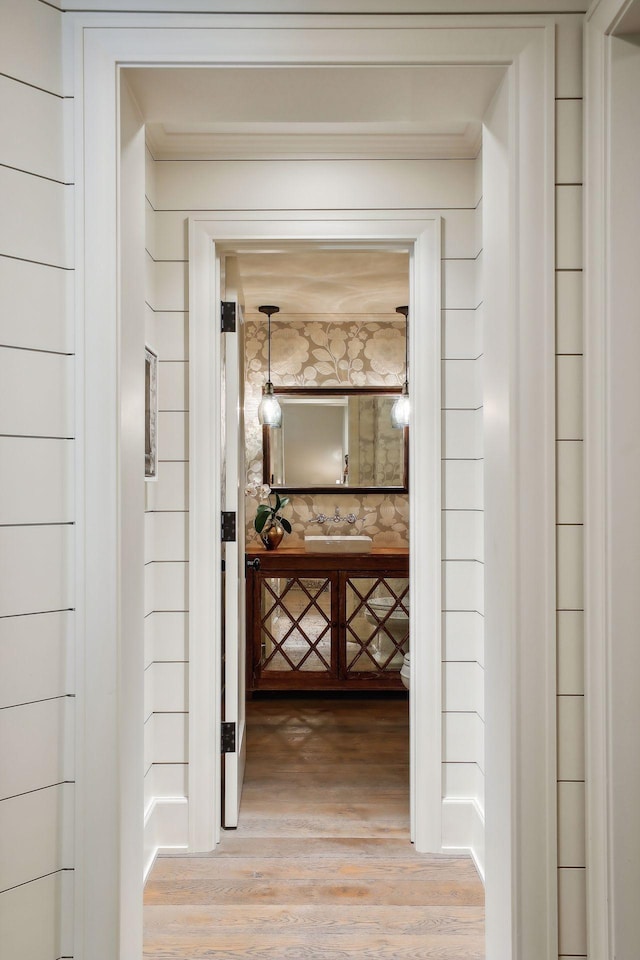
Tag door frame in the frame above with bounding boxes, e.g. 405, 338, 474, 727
72, 13, 556, 960
220, 259, 248, 829
584, 1, 640, 955
188, 219, 442, 855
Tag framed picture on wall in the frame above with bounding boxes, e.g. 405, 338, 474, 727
145, 345, 158, 480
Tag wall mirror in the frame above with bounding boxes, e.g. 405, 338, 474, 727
263, 387, 408, 493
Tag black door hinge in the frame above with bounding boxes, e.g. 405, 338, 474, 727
221, 511, 236, 542
221, 721, 236, 753
221, 301, 236, 333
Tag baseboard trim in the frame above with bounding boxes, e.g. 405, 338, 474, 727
143, 797, 188, 882
441, 797, 485, 882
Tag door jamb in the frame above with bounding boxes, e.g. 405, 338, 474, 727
188, 221, 442, 854
584, 2, 640, 954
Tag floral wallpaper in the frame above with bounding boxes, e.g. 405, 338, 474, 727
244, 318, 409, 547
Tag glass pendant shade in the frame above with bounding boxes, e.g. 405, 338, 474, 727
392, 304, 410, 428
258, 381, 282, 427
391, 382, 410, 429
258, 303, 282, 427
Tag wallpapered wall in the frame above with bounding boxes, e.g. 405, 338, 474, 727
244, 317, 409, 546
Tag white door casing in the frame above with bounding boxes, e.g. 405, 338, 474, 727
221, 258, 247, 829
73, 16, 556, 960
585, 2, 640, 955
188, 222, 442, 855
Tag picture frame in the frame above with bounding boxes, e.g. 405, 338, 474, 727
145, 345, 158, 480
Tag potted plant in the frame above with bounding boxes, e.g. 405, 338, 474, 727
254, 489, 292, 550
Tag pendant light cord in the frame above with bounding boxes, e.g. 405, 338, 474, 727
258, 304, 280, 386
396, 305, 409, 388
405, 313, 408, 384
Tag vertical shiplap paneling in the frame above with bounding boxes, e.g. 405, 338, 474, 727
555, 15, 586, 959
442, 148, 484, 823
145, 144, 191, 861
0, 2, 73, 956
145, 147, 160, 825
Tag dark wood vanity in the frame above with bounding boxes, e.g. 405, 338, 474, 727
246, 545, 409, 692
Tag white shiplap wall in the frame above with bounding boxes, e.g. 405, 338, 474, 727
442, 168, 485, 866
144, 151, 486, 861
144, 145, 190, 874
0, 1, 74, 958
555, 19, 586, 960
0, 9, 586, 958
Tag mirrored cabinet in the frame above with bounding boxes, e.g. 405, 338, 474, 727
246, 546, 409, 691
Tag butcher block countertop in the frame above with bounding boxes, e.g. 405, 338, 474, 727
246, 543, 408, 556
245, 543, 409, 571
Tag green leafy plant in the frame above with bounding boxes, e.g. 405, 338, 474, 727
254, 490, 292, 536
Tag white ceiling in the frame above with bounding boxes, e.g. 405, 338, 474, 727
614, 0, 640, 34
126, 64, 506, 159
234, 250, 410, 318
125, 61, 498, 308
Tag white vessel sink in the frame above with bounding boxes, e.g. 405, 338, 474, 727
304, 535, 373, 554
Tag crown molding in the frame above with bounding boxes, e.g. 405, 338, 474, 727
64, 0, 587, 12
145, 127, 482, 160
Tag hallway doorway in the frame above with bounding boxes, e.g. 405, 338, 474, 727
242, 694, 411, 839
189, 221, 442, 856
143, 695, 485, 958
76, 21, 557, 957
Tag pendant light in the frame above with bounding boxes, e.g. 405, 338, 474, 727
391, 305, 410, 429
257, 304, 282, 428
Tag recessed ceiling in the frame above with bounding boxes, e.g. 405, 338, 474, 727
235, 250, 409, 317
614, 0, 640, 34
125, 64, 506, 158
127, 64, 496, 307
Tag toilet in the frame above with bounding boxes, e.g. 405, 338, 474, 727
364, 595, 409, 671
400, 651, 410, 689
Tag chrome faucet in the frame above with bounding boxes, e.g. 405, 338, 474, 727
310, 507, 357, 525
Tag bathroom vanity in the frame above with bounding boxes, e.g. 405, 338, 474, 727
245, 545, 409, 692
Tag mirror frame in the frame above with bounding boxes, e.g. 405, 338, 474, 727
262, 386, 408, 494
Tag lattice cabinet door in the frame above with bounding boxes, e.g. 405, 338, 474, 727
340, 572, 409, 680
249, 569, 339, 689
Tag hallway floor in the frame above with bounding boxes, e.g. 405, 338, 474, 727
144, 695, 485, 958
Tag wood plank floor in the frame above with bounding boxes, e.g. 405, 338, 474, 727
144, 695, 485, 959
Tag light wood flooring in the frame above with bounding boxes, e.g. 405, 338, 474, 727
144, 695, 485, 959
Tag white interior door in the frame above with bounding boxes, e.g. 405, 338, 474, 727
221, 257, 247, 827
